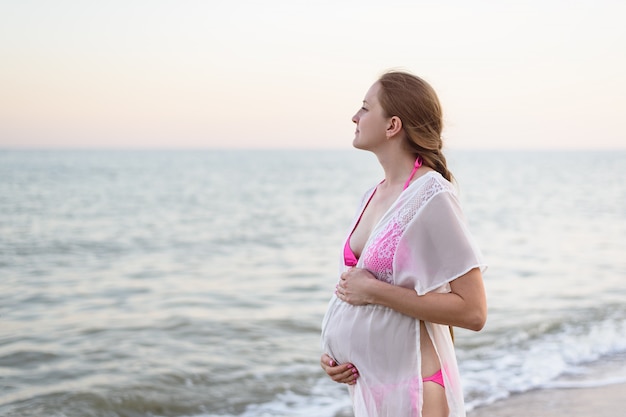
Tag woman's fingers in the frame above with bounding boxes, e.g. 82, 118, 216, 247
333, 363, 359, 384
320, 353, 335, 369
320, 354, 359, 385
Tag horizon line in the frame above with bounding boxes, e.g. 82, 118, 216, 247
1, 146, 625, 152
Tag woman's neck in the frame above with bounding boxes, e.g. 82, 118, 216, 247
375, 150, 417, 189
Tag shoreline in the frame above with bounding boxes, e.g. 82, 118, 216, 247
467, 382, 626, 417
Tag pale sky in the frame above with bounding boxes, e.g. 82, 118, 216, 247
1, 0, 625, 150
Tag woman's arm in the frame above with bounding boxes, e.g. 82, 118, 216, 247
336, 267, 486, 331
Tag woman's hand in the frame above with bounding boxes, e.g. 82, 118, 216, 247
320, 353, 359, 385
336, 267, 379, 306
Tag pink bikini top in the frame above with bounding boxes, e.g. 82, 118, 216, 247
343, 157, 423, 267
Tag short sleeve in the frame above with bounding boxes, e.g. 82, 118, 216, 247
393, 189, 487, 295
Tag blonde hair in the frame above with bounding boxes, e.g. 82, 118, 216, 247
377, 71, 454, 182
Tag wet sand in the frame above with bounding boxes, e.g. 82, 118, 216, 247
467, 383, 626, 417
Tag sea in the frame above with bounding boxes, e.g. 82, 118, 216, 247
1, 149, 625, 417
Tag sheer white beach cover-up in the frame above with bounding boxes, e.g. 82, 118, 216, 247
321, 171, 487, 417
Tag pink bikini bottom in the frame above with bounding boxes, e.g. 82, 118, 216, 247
422, 369, 444, 388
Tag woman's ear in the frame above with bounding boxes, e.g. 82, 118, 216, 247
386, 116, 403, 139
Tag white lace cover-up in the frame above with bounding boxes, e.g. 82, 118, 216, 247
321, 171, 487, 417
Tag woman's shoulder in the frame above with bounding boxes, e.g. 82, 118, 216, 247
358, 185, 377, 206
409, 171, 456, 201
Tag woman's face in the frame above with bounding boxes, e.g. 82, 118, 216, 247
351, 82, 389, 151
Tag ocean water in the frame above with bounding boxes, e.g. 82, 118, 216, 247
1, 149, 625, 417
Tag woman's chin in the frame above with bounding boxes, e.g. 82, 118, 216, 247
352, 138, 366, 150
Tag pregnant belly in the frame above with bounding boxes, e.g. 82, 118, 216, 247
321, 296, 419, 381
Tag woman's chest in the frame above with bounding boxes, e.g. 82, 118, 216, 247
350, 191, 400, 258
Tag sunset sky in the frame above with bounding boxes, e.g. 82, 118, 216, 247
1, 0, 625, 150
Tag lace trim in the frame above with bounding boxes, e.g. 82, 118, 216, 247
362, 176, 449, 283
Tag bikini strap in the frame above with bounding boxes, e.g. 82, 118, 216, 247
403, 156, 423, 190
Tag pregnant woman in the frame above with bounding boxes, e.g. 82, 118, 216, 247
320, 71, 487, 417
